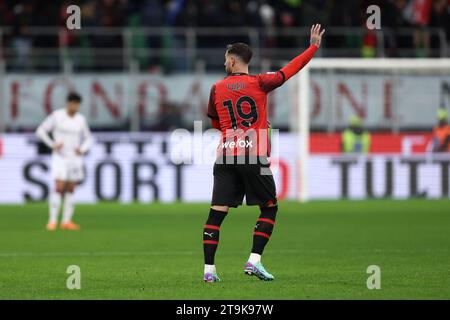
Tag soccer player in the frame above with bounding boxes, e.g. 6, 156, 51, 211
203, 24, 325, 282
36, 92, 92, 231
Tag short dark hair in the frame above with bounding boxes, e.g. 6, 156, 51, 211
67, 92, 82, 103
226, 43, 252, 64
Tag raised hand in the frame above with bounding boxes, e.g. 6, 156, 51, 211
310, 24, 325, 47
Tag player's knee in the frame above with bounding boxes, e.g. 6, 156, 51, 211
259, 205, 278, 219
206, 208, 227, 226
262, 198, 277, 208
211, 205, 229, 213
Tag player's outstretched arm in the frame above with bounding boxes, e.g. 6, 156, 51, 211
257, 24, 325, 93
280, 24, 325, 81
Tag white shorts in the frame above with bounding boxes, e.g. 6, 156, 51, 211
51, 155, 84, 182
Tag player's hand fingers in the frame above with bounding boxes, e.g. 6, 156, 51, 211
320, 29, 325, 37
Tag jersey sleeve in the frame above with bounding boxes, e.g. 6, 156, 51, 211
257, 44, 318, 92
35, 112, 56, 148
280, 44, 318, 81
257, 71, 285, 93
206, 84, 218, 119
79, 118, 93, 154
39, 112, 56, 132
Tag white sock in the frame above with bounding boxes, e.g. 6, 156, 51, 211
204, 264, 216, 274
62, 192, 75, 224
49, 192, 62, 224
248, 253, 261, 264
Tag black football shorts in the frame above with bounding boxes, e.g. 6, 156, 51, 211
211, 156, 277, 208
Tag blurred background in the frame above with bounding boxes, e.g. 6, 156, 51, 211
0, 0, 450, 202
1, 0, 450, 131
1, 0, 449, 73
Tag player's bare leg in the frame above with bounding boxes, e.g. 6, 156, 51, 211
46, 180, 65, 231
60, 182, 80, 230
203, 205, 228, 282
245, 203, 278, 281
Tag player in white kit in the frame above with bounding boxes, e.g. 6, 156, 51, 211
36, 93, 92, 231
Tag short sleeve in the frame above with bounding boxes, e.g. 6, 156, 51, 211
257, 71, 285, 93
79, 117, 93, 153
40, 112, 56, 132
207, 84, 218, 119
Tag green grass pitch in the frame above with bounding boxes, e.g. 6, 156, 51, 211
0, 200, 449, 299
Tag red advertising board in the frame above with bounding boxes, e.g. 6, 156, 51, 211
310, 132, 434, 154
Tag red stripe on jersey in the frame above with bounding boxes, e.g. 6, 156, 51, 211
204, 224, 220, 231
203, 240, 219, 245
254, 231, 270, 239
257, 218, 275, 225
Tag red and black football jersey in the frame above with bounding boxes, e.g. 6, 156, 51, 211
207, 72, 285, 157
207, 44, 318, 157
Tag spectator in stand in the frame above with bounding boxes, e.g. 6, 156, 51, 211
360, 0, 385, 58
273, 0, 303, 49
385, 0, 414, 57
0, 0, 449, 72
34, 1, 59, 71
429, 0, 450, 57
92, 0, 127, 70
9, 3, 34, 71
141, 0, 166, 71
408, 0, 432, 57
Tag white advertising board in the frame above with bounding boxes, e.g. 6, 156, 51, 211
0, 133, 448, 204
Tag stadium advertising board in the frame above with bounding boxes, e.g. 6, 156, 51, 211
1, 74, 449, 130
0, 133, 448, 204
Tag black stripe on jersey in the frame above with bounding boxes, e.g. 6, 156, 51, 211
279, 70, 286, 83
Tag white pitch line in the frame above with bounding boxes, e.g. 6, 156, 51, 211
0, 251, 200, 258
0, 248, 448, 258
